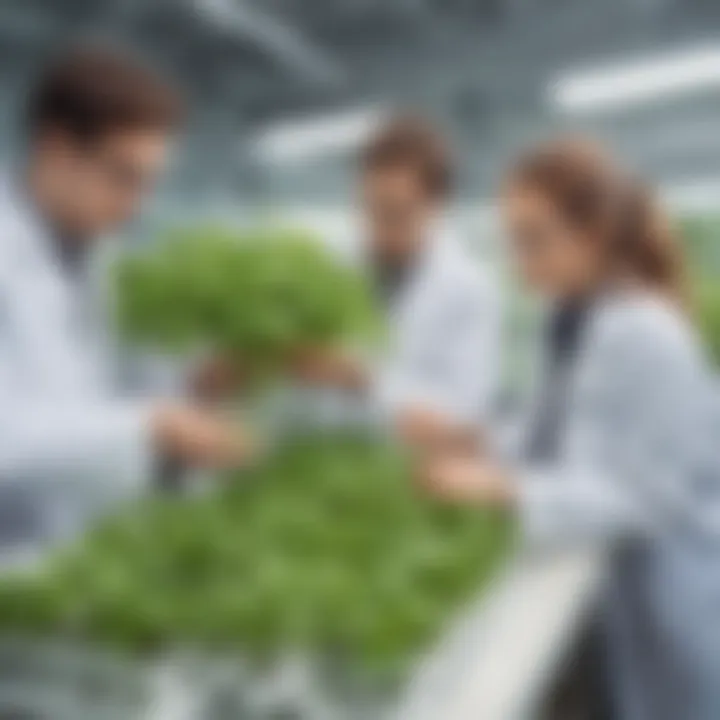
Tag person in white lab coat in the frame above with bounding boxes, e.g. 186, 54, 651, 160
421, 139, 720, 720
0, 46, 253, 547
292, 116, 502, 447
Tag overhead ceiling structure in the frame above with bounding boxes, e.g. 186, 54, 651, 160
2, 0, 720, 203
191, 0, 345, 89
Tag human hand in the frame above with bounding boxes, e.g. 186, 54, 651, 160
151, 403, 258, 469
290, 346, 367, 391
396, 406, 480, 452
191, 355, 246, 403
418, 453, 516, 507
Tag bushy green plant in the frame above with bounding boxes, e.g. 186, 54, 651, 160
0, 435, 512, 674
679, 215, 720, 367
115, 226, 382, 378
694, 281, 720, 367
678, 216, 720, 275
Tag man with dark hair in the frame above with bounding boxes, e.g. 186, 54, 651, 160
0, 46, 252, 546
24, 45, 183, 242
293, 115, 502, 447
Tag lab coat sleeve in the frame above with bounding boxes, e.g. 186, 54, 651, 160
0, 291, 155, 490
0, 384, 154, 492
517, 304, 706, 547
374, 273, 502, 425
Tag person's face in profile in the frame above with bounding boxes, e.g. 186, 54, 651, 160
361, 165, 438, 263
503, 184, 605, 299
40, 127, 172, 239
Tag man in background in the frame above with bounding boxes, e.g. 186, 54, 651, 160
0, 46, 251, 546
293, 116, 502, 448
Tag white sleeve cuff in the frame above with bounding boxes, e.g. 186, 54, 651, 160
4, 401, 158, 495
103, 402, 156, 492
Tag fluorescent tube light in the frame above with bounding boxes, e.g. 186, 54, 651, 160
254, 106, 387, 163
550, 45, 720, 114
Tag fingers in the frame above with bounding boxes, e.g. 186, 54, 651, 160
151, 403, 259, 470
189, 414, 255, 468
289, 346, 335, 382
288, 347, 366, 391
418, 456, 466, 500
191, 356, 246, 403
415, 454, 458, 498
415, 453, 516, 507
396, 407, 480, 453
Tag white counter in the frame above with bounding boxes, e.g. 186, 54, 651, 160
395, 548, 607, 720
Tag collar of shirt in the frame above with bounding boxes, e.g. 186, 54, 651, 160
11, 171, 91, 281
363, 218, 450, 309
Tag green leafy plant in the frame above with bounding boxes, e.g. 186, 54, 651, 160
0, 435, 513, 674
115, 226, 383, 379
694, 281, 720, 367
678, 216, 720, 276
679, 215, 720, 367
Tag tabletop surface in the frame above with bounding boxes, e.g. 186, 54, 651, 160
394, 547, 607, 720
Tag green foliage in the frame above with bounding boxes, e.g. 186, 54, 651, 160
678, 216, 720, 275
0, 436, 513, 673
115, 226, 383, 378
680, 215, 720, 367
694, 281, 720, 367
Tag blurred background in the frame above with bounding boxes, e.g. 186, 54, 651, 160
4, 0, 720, 371
3, 0, 720, 216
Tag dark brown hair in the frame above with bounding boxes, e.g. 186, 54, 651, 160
27, 45, 184, 142
361, 115, 453, 199
509, 138, 686, 307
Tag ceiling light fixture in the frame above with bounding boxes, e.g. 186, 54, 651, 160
253, 105, 387, 163
550, 45, 720, 114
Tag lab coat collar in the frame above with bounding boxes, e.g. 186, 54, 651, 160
2, 170, 95, 282
361, 217, 456, 291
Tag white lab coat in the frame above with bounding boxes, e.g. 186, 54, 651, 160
0, 177, 153, 547
300, 224, 502, 431
371, 229, 502, 425
514, 289, 720, 720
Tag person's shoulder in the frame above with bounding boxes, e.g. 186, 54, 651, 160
597, 290, 690, 341
594, 289, 699, 364
435, 232, 500, 302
